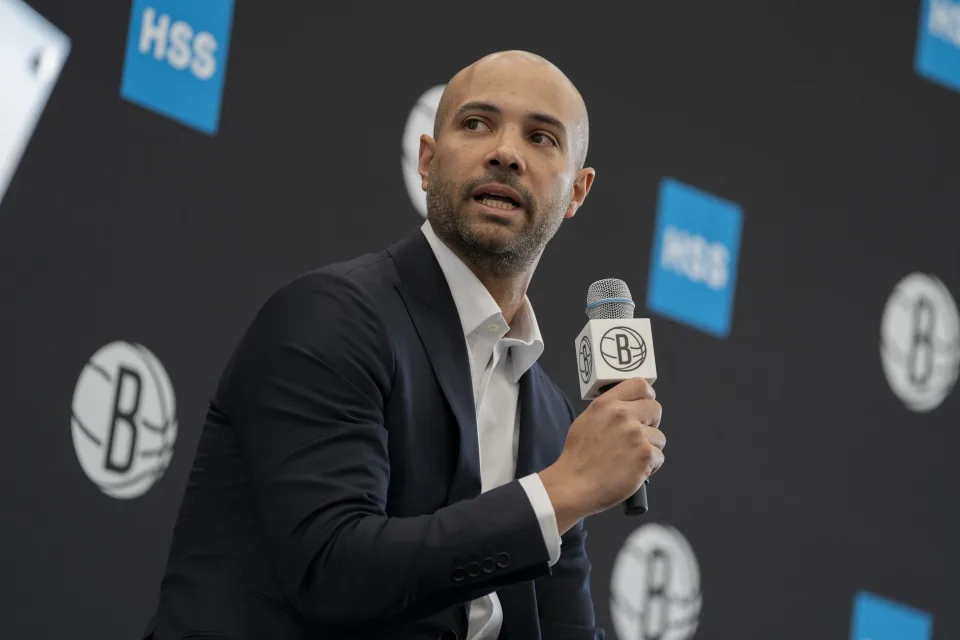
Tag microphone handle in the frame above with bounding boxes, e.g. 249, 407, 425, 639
623, 481, 649, 516
598, 382, 650, 516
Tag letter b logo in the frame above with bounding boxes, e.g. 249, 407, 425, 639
104, 367, 142, 473
601, 327, 647, 372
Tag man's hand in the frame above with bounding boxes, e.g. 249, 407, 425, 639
539, 378, 664, 534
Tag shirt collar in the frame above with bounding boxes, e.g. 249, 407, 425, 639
505, 295, 545, 382
421, 220, 544, 381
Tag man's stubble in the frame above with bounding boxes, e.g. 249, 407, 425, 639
425, 159, 572, 278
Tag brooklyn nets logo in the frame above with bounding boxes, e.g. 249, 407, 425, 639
601, 326, 647, 372
578, 336, 593, 383
880, 272, 960, 412
401, 84, 445, 218
71, 341, 177, 499
610, 523, 702, 640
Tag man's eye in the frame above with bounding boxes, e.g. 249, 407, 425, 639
531, 133, 556, 146
465, 118, 488, 131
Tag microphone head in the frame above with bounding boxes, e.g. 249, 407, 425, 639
585, 278, 636, 320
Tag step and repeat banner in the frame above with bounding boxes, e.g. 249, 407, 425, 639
2, 0, 959, 638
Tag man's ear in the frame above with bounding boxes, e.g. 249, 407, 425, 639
418, 134, 437, 191
564, 167, 596, 219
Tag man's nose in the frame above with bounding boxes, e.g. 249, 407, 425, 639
484, 134, 526, 174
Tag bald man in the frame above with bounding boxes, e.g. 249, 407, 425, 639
143, 51, 665, 640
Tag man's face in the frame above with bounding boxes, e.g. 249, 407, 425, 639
419, 58, 592, 277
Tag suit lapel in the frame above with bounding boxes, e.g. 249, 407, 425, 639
388, 230, 481, 504
516, 365, 554, 477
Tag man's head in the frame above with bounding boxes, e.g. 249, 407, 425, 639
418, 51, 595, 278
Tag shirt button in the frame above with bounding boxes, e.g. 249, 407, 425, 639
488, 323, 500, 333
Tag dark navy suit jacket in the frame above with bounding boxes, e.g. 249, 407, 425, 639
143, 228, 604, 640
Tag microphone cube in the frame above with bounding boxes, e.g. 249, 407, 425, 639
575, 318, 657, 400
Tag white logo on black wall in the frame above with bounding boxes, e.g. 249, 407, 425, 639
610, 523, 702, 640
401, 85, 445, 218
71, 341, 177, 498
880, 273, 960, 413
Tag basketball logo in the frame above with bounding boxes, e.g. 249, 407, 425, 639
578, 336, 593, 383
610, 523, 702, 640
71, 341, 177, 499
880, 272, 960, 412
601, 326, 647, 372
401, 84, 445, 218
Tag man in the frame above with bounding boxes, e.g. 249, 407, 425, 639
143, 50, 665, 640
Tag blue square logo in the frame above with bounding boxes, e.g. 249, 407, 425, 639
120, 0, 235, 135
850, 591, 933, 640
646, 178, 743, 338
915, 0, 960, 95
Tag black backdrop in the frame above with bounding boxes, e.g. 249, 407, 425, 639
2, 1, 959, 638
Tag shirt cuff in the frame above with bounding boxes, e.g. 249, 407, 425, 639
517, 473, 562, 566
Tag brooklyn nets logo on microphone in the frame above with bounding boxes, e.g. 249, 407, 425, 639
578, 336, 593, 383
601, 326, 647, 372
610, 523, 702, 640
71, 341, 178, 499
880, 272, 960, 412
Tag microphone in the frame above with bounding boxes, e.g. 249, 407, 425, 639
574, 278, 658, 516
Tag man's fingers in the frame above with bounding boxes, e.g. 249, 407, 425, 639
602, 377, 656, 402
634, 399, 662, 429
649, 448, 665, 476
641, 424, 665, 451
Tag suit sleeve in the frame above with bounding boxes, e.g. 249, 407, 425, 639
219, 272, 551, 630
535, 393, 606, 640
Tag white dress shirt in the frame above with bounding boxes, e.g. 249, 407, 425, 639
421, 220, 562, 640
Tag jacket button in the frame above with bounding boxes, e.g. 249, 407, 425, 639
481, 557, 496, 573
439, 631, 458, 640
467, 562, 481, 577
496, 552, 511, 568
451, 568, 466, 582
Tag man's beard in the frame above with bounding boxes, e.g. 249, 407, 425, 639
425, 165, 570, 278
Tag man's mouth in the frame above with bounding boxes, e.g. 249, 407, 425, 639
473, 193, 521, 211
